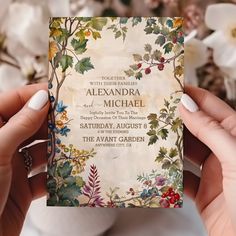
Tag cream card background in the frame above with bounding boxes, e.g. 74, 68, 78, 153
48, 17, 183, 207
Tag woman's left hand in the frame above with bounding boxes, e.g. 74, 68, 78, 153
0, 84, 49, 236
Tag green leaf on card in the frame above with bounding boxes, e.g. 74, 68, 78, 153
75, 57, 94, 74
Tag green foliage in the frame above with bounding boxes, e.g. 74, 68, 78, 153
144, 43, 152, 52
57, 184, 82, 200
90, 18, 108, 31
157, 128, 169, 140
49, 17, 108, 76
71, 38, 88, 54
133, 54, 142, 62
47, 161, 85, 206
56, 29, 70, 44
147, 113, 157, 120
169, 148, 178, 158
124, 69, 134, 77
155, 146, 181, 171
75, 57, 94, 74
58, 162, 73, 178
142, 17, 184, 55
120, 17, 129, 24
115, 31, 122, 39
148, 134, 158, 146
132, 17, 142, 26
163, 42, 173, 54
135, 71, 143, 80
125, 42, 167, 79
155, 35, 166, 46
171, 118, 182, 132
146, 94, 183, 170
92, 31, 101, 40
147, 95, 182, 145
144, 27, 153, 34
59, 55, 73, 72
107, 19, 128, 41
152, 49, 162, 61
129, 64, 139, 70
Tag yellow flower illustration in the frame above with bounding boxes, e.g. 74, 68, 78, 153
173, 18, 183, 28
56, 120, 64, 128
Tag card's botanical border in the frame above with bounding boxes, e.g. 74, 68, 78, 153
47, 17, 184, 208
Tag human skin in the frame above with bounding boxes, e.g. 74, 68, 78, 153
0, 84, 235, 236
0, 83, 49, 236
180, 86, 236, 236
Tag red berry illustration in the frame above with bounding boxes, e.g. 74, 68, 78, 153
145, 67, 151, 74
174, 193, 180, 201
168, 191, 175, 197
172, 37, 177, 43
161, 193, 166, 198
159, 57, 165, 63
178, 32, 183, 37
85, 30, 91, 37
168, 187, 173, 192
158, 64, 164, 71
137, 63, 142, 69
169, 196, 176, 204
174, 204, 181, 208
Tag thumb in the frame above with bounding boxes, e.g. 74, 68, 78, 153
0, 90, 49, 164
179, 94, 236, 167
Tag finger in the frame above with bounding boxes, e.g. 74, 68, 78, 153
184, 170, 200, 200
221, 113, 236, 137
184, 127, 211, 166
20, 120, 48, 149
185, 86, 235, 122
196, 153, 223, 212
0, 83, 47, 121
28, 172, 47, 200
0, 90, 49, 165
180, 94, 236, 166
183, 87, 235, 166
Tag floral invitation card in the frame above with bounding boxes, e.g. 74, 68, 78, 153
47, 17, 184, 208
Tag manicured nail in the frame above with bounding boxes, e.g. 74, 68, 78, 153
181, 94, 199, 112
28, 90, 48, 110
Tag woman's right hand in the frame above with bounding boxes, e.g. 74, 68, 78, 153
180, 86, 236, 236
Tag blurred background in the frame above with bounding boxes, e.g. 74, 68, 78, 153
0, 0, 235, 235
1, 0, 236, 108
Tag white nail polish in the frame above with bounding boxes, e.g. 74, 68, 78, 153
28, 90, 48, 110
181, 94, 199, 112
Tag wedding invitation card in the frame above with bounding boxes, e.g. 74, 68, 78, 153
47, 17, 184, 208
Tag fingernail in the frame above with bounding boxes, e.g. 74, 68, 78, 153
181, 94, 199, 112
28, 90, 48, 110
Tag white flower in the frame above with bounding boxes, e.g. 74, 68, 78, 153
48, 0, 70, 16
204, 3, 236, 78
0, 0, 11, 28
0, 65, 27, 92
4, 3, 48, 56
76, 1, 104, 17
185, 30, 208, 86
19, 56, 47, 78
